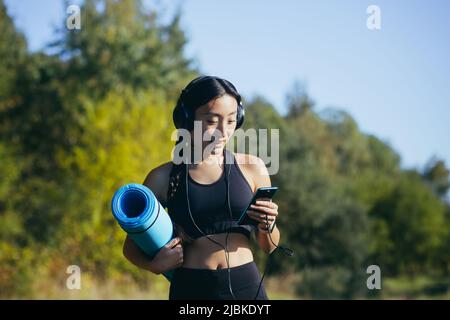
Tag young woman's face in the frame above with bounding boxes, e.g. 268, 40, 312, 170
194, 94, 238, 155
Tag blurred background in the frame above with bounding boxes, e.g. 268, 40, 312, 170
0, 0, 449, 299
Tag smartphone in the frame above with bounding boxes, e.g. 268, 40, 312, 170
237, 186, 278, 226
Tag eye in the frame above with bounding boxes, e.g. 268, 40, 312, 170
228, 119, 236, 124
207, 120, 218, 124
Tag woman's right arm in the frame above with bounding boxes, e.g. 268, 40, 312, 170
122, 163, 184, 274
123, 235, 183, 274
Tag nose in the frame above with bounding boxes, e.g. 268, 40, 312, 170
217, 121, 228, 140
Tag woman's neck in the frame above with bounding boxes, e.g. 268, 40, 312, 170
187, 145, 225, 167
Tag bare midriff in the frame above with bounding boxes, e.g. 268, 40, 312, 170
181, 232, 254, 269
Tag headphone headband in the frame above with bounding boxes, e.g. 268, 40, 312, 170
182, 76, 219, 97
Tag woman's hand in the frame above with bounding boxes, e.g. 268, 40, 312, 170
246, 198, 278, 232
151, 237, 184, 274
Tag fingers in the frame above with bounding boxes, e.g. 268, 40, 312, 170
249, 204, 278, 216
165, 237, 182, 249
175, 258, 184, 268
247, 209, 276, 219
169, 244, 183, 258
247, 200, 278, 226
173, 243, 183, 255
168, 244, 183, 269
252, 200, 278, 210
175, 246, 183, 266
155, 239, 184, 272
173, 246, 183, 259
246, 210, 276, 223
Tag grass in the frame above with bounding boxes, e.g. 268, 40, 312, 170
20, 272, 300, 300
5, 271, 448, 300
381, 275, 450, 299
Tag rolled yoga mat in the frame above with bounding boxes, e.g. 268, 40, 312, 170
111, 183, 175, 281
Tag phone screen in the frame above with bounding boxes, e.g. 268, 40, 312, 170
237, 187, 278, 226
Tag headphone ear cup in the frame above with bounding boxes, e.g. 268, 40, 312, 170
236, 103, 245, 129
173, 103, 184, 129
174, 102, 191, 130
182, 102, 195, 131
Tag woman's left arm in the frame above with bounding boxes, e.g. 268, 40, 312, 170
245, 156, 281, 254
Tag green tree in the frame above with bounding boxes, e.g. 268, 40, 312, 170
245, 88, 370, 298
0, 0, 197, 297
422, 157, 450, 199
0, 0, 27, 111
52, 0, 196, 99
369, 171, 447, 275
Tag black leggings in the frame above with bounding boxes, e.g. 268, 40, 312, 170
169, 261, 269, 300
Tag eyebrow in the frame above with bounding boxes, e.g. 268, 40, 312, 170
202, 111, 237, 116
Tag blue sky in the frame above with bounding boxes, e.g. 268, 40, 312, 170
5, 0, 450, 171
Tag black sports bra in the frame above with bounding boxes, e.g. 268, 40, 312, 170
166, 150, 257, 240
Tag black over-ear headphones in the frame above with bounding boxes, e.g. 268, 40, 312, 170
173, 75, 245, 130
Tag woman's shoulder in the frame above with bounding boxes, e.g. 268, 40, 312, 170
233, 152, 271, 188
143, 161, 174, 204
233, 152, 266, 170
144, 161, 173, 183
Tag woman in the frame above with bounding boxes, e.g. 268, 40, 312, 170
123, 76, 281, 300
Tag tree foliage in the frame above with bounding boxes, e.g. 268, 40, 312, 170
0, 0, 448, 298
